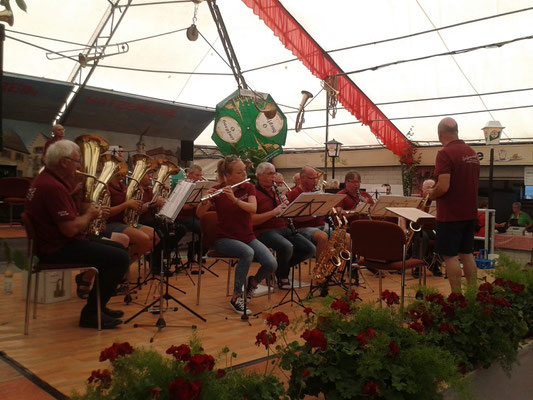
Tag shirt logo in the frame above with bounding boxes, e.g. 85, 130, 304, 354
462, 154, 479, 164
26, 187, 36, 201
57, 211, 70, 217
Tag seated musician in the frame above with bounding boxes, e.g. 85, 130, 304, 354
274, 172, 288, 196
287, 166, 329, 259
196, 156, 277, 315
176, 164, 203, 262
105, 173, 157, 263
253, 162, 315, 289
335, 170, 374, 218
137, 171, 185, 273
26, 140, 130, 329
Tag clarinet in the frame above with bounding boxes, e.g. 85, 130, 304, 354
357, 189, 372, 220
272, 182, 297, 234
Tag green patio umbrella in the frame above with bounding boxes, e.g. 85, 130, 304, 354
211, 89, 287, 163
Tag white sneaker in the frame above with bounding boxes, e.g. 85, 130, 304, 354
292, 279, 310, 288
230, 297, 252, 315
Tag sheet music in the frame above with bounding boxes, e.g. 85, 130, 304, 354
370, 195, 422, 218
385, 207, 435, 225
158, 180, 195, 221
279, 192, 346, 218
186, 181, 217, 205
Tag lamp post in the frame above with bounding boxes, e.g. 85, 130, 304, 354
482, 121, 504, 210
325, 138, 342, 180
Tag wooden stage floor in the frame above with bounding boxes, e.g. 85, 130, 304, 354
0, 226, 451, 398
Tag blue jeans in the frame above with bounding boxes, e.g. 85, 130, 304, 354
179, 216, 201, 234
215, 238, 277, 295
257, 228, 315, 280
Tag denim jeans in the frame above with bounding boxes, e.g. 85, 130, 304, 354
215, 238, 277, 295
257, 228, 315, 280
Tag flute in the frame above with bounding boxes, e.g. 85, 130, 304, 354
200, 178, 251, 202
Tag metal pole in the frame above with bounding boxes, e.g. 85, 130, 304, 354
0, 24, 4, 152
488, 147, 494, 209
324, 92, 329, 181
331, 156, 335, 179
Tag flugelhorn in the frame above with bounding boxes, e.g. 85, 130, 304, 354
200, 178, 250, 202
0, 9, 14, 26
295, 90, 313, 132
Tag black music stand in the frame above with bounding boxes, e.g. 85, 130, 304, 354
183, 181, 218, 277
124, 181, 206, 341
271, 192, 345, 310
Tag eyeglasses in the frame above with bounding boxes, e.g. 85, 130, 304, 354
346, 180, 360, 184
64, 157, 81, 164
263, 171, 276, 176
303, 175, 318, 180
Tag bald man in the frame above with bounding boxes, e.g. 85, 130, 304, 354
42, 124, 66, 163
428, 117, 480, 293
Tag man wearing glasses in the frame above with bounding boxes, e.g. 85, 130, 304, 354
335, 171, 374, 216
25, 140, 130, 329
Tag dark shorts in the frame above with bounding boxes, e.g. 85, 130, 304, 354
435, 220, 476, 257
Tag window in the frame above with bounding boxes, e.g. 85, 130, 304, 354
15, 153, 24, 161
523, 186, 533, 200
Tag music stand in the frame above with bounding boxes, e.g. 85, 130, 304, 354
183, 181, 218, 276
272, 192, 346, 309
125, 180, 206, 341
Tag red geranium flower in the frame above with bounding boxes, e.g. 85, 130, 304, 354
476, 291, 492, 304
303, 307, 313, 317
266, 312, 290, 330
302, 368, 310, 378
509, 282, 525, 294
493, 278, 505, 287
421, 312, 434, 327
492, 297, 511, 307
346, 289, 360, 302
357, 328, 376, 347
478, 282, 494, 293
439, 322, 457, 333
255, 330, 277, 349
331, 298, 351, 315
216, 369, 226, 379
447, 292, 466, 303
388, 341, 401, 357
381, 289, 400, 306
99, 342, 134, 362
425, 293, 445, 306
87, 369, 112, 388
442, 304, 455, 318
166, 344, 192, 362
363, 380, 380, 396
149, 387, 161, 399
408, 303, 426, 319
168, 377, 203, 400
410, 322, 425, 334
185, 354, 215, 376
301, 328, 327, 350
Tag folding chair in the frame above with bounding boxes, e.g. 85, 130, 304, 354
0, 177, 30, 225
22, 212, 102, 334
350, 220, 427, 309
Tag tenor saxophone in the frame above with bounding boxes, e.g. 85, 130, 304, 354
124, 154, 157, 227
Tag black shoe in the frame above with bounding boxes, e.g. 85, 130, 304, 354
277, 278, 291, 290
246, 275, 257, 302
431, 268, 443, 277
412, 267, 420, 279
230, 297, 252, 315
79, 312, 122, 329
103, 307, 124, 319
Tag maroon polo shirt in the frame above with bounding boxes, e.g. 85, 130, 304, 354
212, 182, 256, 242
336, 188, 374, 209
107, 181, 127, 223
287, 186, 325, 228
254, 184, 287, 234
43, 137, 62, 157
434, 140, 480, 222
25, 168, 87, 256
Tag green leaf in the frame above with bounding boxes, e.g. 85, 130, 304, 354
15, 0, 27, 12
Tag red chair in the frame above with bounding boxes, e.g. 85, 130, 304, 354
350, 220, 427, 308
21, 212, 102, 334
0, 177, 31, 225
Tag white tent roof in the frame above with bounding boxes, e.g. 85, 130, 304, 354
4, 0, 533, 150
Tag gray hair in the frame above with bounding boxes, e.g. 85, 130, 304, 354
512, 202, 521, 208
256, 162, 275, 177
45, 140, 80, 167
188, 164, 202, 173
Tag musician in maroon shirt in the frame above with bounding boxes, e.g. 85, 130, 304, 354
197, 156, 277, 315
287, 166, 329, 260
26, 140, 129, 329
252, 162, 315, 289
335, 170, 374, 219
429, 117, 480, 293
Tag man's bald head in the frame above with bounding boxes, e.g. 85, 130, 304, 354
437, 117, 458, 145
52, 124, 65, 139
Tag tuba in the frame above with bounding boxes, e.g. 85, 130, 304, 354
295, 90, 313, 132
124, 154, 157, 227
151, 159, 179, 203
75, 135, 109, 204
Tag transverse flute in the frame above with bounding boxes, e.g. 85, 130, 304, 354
200, 178, 251, 202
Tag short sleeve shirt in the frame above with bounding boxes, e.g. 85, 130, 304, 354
434, 140, 480, 222
287, 186, 325, 228
212, 182, 256, 242
508, 211, 532, 227
25, 168, 87, 256
254, 185, 287, 234
336, 189, 375, 209
107, 181, 127, 223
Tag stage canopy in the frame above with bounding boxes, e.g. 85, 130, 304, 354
3, 0, 533, 151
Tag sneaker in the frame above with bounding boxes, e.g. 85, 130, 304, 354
245, 276, 257, 301
277, 278, 291, 290
230, 297, 252, 315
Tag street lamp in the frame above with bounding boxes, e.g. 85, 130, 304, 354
482, 121, 504, 210
325, 138, 342, 179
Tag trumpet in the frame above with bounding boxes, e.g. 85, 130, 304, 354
295, 90, 313, 132
200, 178, 250, 202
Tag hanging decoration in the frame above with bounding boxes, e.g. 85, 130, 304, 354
240, 0, 413, 158
212, 89, 287, 163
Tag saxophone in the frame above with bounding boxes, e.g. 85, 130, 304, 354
332, 215, 352, 281
124, 154, 157, 227
151, 159, 179, 204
